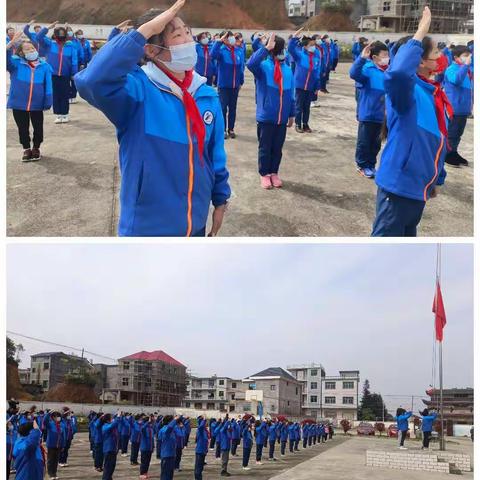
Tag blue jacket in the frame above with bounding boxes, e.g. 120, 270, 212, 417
6, 50, 52, 111
444, 62, 473, 116
396, 411, 413, 431
209, 420, 218, 437
442, 47, 453, 65
108, 27, 121, 42
210, 41, 245, 89
64, 417, 76, 442
159, 419, 179, 458
13, 429, 44, 480
119, 416, 131, 436
78, 38, 93, 65
247, 46, 295, 125
376, 40, 448, 202
174, 424, 185, 448
321, 41, 333, 70
93, 418, 103, 444
331, 42, 339, 62
252, 36, 263, 53
6, 426, 17, 461
288, 38, 321, 92
287, 424, 296, 440
130, 421, 142, 444
69, 36, 85, 65
102, 417, 120, 453
37, 31, 78, 77
140, 422, 155, 451
255, 422, 267, 445
349, 57, 386, 123
268, 424, 278, 442
352, 42, 361, 61
195, 419, 209, 454
23, 25, 48, 57
44, 413, 65, 449
242, 425, 253, 449
231, 421, 241, 440
218, 421, 232, 451
195, 42, 216, 79
75, 30, 231, 237
421, 413, 438, 432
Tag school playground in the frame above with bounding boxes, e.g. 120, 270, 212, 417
6, 62, 474, 237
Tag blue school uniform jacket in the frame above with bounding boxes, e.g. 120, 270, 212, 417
195, 42, 216, 79
159, 419, 179, 458
195, 419, 209, 454
218, 421, 232, 451
70, 37, 85, 65
64, 418, 75, 442
210, 41, 245, 89
130, 421, 142, 444
174, 424, 185, 448
6, 51, 52, 111
442, 47, 453, 65
102, 417, 120, 453
376, 39, 448, 202
288, 38, 321, 92
75, 30, 231, 237
7, 426, 17, 461
443, 63, 473, 116
93, 418, 103, 444
119, 416, 131, 437
23, 25, 48, 57
349, 57, 386, 123
421, 413, 438, 432
36, 32, 78, 77
268, 424, 278, 442
352, 42, 361, 61
78, 38, 92, 65
247, 46, 295, 125
280, 424, 288, 441
287, 424, 296, 440
231, 421, 241, 440
395, 411, 412, 431
252, 36, 263, 53
331, 42, 339, 63
322, 41, 333, 70
44, 413, 66, 449
13, 429, 44, 480
140, 422, 155, 451
242, 426, 253, 449
255, 422, 267, 445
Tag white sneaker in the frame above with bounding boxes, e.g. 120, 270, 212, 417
70, 98, 77, 104
399, 446, 408, 450
311, 101, 321, 108
62, 115, 69, 123
256, 461, 263, 465
243, 467, 251, 470
54, 116, 63, 124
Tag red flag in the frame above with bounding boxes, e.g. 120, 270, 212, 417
432, 281, 447, 342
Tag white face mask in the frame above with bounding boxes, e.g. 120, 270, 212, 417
153, 42, 198, 73
315, 39, 322, 46
378, 57, 390, 66
307, 46, 316, 53
228, 36, 236, 46
200, 37, 209, 46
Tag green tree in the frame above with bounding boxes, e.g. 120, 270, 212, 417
358, 379, 388, 420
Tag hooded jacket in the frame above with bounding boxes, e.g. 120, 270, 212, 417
13, 429, 44, 480
443, 62, 473, 116
288, 38, 321, 92
210, 40, 245, 89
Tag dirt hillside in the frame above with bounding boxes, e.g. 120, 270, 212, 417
7, 362, 33, 401
44, 383, 101, 403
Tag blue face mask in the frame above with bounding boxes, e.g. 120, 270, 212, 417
228, 36, 236, 46
25, 51, 39, 61
67, 31, 74, 38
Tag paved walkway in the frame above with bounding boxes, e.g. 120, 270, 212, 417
7, 63, 474, 236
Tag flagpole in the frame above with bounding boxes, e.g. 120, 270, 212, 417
437, 244, 445, 451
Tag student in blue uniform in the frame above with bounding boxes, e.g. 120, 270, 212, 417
194, 416, 208, 480
288, 28, 321, 134
420, 409, 438, 450
6, 34, 52, 162
102, 413, 121, 480
174, 419, 186, 471
23, 20, 53, 59
37, 24, 78, 123
217, 417, 232, 476
211, 30, 245, 139
76, 29, 92, 67
59, 408, 76, 467
159, 415, 181, 480
241, 417, 254, 470
140, 416, 155, 478
267, 420, 279, 460
195, 32, 216, 85
119, 413, 131, 456
6, 413, 18, 479
75, 0, 231, 238
372, 7, 452, 237
93, 413, 105, 472
255, 420, 267, 464
43, 410, 65, 479
443, 45, 473, 167
349, 40, 389, 178
130, 415, 142, 465
320, 35, 333, 93
66, 25, 84, 103
230, 418, 241, 455
12, 420, 44, 480
247, 34, 295, 189
310, 34, 326, 108
331, 39, 339, 71
395, 408, 412, 449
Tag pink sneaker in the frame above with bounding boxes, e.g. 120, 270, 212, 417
261, 175, 273, 189
270, 174, 283, 188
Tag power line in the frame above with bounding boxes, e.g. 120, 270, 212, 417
6, 330, 117, 362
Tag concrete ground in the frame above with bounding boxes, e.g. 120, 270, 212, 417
6, 62, 474, 237
11, 432, 347, 479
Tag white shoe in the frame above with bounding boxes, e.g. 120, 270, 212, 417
256, 461, 263, 465
54, 116, 63, 124
62, 115, 69, 123
70, 98, 77, 104
243, 467, 251, 470
311, 101, 320, 108
399, 446, 408, 450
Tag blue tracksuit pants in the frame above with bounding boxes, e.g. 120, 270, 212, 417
355, 121, 382, 169
218, 87, 240, 132
295, 89, 312, 127
52, 75, 70, 115
447, 115, 468, 153
257, 122, 288, 176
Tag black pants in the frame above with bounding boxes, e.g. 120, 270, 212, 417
256, 443, 263, 461
12, 109, 44, 149
231, 438, 240, 455
447, 114, 468, 153
289, 439, 294, 452
174, 446, 182, 469
47, 447, 60, 477
215, 441, 221, 458
242, 446, 251, 467
303, 437, 308, 448
218, 87, 240, 131
399, 430, 408, 447
102, 451, 117, 480
281, 440, 287, 455
59, 438, 71, 463
7, 459, 11, 479
294, 439, 300, 450
69, 77, 77, 99
194, 453, 206, 479
94, 442, 104, 469
269, 440, 276, 458
209, 437, 216, 449
257, 122, 288, 176
120, 435, 129, 454
423, 431, 432, 448
130, 441, 140, 464
295, 88, 312, 127
161, 457, 175, 480
52, 75, 70, 115
140, 449, 152, 474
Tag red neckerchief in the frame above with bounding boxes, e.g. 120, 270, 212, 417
316, 45, 324, 60
28, 61, 38, 69
308, 52, 314, 72
203, 45, 209, 75
418, 75, 454, 141
377, 64, 388, 72
273, 58, 283, 91
158, 65, 206, 163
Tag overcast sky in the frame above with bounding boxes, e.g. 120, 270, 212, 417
7, 243, 473, 413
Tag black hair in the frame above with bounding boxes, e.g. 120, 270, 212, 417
420, 408, 429, 416
396, 408, 406, 417
370, 41, 388, 58
271, 36, 286, 57
301, 36, 314, 47
162, 415, 174, 426
135, 8, 185, 45
102, 414, 112, 424
451, 45, 470, 59
467, 40, 473, 47
53, 27, 67, 40
392, 35, 433, 59
6, 27, 15, 34
18, 422, 34, 437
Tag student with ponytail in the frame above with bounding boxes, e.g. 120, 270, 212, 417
75, 0, 230, 237
372, 7, 452, 237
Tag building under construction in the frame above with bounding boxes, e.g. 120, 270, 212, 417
112, 350, 187, 407
360, 0, 473, 33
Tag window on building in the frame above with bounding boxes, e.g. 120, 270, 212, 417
288, 401, 290, 406
219, 391, 224, 397
271, 404, 275, 410
207, 403, 215, 409
311, 369, 317, 376
123, 362, 130, 370
231, 393, 235, 400
325, 382, 336, 390
185, 402, 191, 408
296, 387, 299, 395
229, 405, 235, 412
43, 362, 49, 370
42, 380, 48, 388
31, 367, 36, 373
383, 1, 391, 11
122, 377, 129, 386
343, 397, 354, 404
311, 382, 318, 389
248, 383, 256, 390
232, 382, 237, 388
243, 404, 251, 412
195, 403, 203, 409
219, 403, 226, 411
343, 381, 354, 389
325, 396, 336, 404
310, 395, 318, 403
219, 379, 225, 386
270, 385, 276, 391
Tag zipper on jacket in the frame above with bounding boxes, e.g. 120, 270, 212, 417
58, 45, 64, 75
26, 66, 35, 111
423, 134, 444, 201
277, 76, 284, 125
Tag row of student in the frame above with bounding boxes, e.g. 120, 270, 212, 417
6, 405, 78, 480
348, 6, 473, 236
